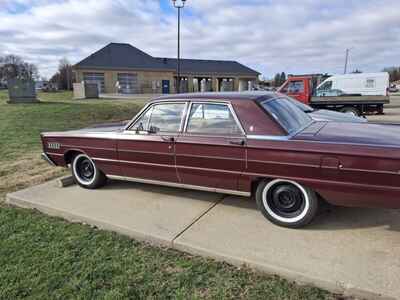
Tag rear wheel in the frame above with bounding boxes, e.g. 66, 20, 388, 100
255, 179, 319, 228
72, 154, 107, 189
340, 106, 360, 116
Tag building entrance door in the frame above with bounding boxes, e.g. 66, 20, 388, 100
162, 80, 170, 94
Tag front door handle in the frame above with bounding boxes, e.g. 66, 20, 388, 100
161, 136, 174, 142
229, 139, 245, 146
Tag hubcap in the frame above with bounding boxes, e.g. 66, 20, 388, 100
267, 183, 305, 218
76, 157, 95, 182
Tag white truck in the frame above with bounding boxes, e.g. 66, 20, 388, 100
316, 72, 389, 96
279, 73, 390, 116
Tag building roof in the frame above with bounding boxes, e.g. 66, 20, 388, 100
74, 43, 260, 76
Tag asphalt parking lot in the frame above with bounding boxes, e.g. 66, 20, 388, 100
7, 179, 400, 300
366, 96, 400, 123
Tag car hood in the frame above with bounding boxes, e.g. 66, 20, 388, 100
296, 121, 400, 147
42, 121, 128, 136
308, 109, 367, 123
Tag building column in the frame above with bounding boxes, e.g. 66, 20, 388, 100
234, 77, 240, 91
212, 77, 218, 92
188, 76, 194, 93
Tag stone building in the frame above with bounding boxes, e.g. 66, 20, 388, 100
73, 43, 259, 94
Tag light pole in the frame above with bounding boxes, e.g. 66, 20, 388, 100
172, 0, 186, 93
343, 48, 353, 74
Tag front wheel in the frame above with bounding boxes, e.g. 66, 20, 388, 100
72, 154, 107, 189
255, 179, 319, 228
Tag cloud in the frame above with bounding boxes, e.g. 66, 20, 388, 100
0, 0, 399, 79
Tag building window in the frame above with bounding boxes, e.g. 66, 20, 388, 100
83, 72, 105, 93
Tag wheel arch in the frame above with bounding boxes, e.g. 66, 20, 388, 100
251, 177, 328, 203
64, 149, 87, 165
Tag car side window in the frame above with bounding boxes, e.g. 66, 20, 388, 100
131, 103, 186, 133
186, 103, 242, 135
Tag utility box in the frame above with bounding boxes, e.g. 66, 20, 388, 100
84, 83, 99, 98
73, 82, 99, 99
7, 78, 38, 103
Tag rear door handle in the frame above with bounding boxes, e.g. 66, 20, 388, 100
161, 136, 174, 142
229, 139, 245, 146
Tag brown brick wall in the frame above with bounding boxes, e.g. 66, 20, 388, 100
74, 69, 175, 94
74, 68, 257, 94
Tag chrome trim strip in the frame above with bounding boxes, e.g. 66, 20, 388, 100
46, 152, 64, 156
182, 101, 193, 132
242, 171, 400, 191
107, 175, 250, 197
117, 149, 174, 156
246, 135, 290, 141
177, 153, 243, 161
43, 132, 120, 139
93, 157, 176, 169
61, 144, 115, 151
179, 102, 190, 132
94, 157, 241, 175
41, 152, 56, 166
124, 102, 152, 130
247, 159, 319, 169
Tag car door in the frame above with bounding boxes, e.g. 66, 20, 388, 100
175, 101, 246, 191
117, 101, 187, 183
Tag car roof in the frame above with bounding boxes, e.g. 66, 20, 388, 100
152, 91, 279, 102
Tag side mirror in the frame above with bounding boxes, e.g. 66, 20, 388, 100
148, 126, 159, 134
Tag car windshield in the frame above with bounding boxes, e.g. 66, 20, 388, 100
261, 98, 313, 134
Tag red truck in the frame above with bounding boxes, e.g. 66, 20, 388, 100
278, 75, 390, 116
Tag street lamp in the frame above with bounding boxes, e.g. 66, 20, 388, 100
172, 0, 186, 93
343, 47, 354, 74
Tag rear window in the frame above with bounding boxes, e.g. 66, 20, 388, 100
260, 98, 312, 134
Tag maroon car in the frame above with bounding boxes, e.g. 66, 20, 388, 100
41, 92, 400, 228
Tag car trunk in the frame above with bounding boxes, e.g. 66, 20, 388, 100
296, 122, 400, 148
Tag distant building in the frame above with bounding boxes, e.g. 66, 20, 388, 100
73, 43, 260, 94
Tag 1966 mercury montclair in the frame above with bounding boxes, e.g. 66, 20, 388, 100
41, 92, 400, 228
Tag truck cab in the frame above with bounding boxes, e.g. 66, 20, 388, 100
277, 76, 311, 104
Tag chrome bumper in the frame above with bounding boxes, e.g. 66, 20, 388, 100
41, 152, 56, 166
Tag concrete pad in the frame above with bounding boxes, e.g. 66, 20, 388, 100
174, 196, 400, 300
7, 180, 400, 299
7, 179, 223, 246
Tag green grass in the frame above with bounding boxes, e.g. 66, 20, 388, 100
0, 90, 338, 299
0, 90, 146, 161
0, 206, 334, 299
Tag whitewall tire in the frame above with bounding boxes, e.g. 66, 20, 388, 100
255, 179, 319, 228
71, 154, 107, 189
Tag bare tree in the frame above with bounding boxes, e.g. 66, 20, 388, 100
0, 54, 39, 81
50, 58, 73, 90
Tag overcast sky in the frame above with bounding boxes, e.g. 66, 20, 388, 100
0, 0, 399, 79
